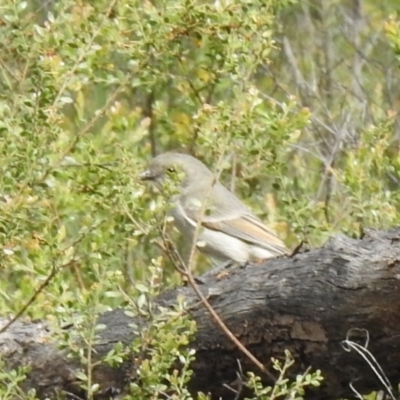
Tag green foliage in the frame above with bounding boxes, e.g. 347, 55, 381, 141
0, 359, 38, 400
127, 296, 197, 399
0, 0, 399, 398
246, 351, 323, 400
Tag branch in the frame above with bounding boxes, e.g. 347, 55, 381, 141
1, 228, 400, 399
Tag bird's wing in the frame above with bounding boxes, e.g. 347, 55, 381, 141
202, 214, 288, 255
181, 182, 288, 255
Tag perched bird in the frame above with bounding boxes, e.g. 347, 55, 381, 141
140, 152, 288, 264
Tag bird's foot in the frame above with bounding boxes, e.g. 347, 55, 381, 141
199, 259, 235, 280
242, 258, 265, 268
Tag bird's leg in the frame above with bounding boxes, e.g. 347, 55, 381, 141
212, 259, 236, 280
199, 259, 235, 281
242, 260, 252, 268
217, 259, 235, 270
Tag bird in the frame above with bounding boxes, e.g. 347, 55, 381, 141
139, 152, 288, 265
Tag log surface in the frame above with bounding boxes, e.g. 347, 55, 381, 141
1, 228, 400, 399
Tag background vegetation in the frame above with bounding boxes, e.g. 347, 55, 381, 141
0, 0, 400, 398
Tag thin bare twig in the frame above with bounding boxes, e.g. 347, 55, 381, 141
0, 259, 76, 335
143, 90, 157, 157
159, 234, 275, 380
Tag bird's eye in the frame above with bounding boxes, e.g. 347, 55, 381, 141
166, 167, 175, 173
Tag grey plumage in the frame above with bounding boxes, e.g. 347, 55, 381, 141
140, 152, 288, 264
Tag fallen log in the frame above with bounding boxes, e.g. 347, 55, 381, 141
1, 228, 400, 399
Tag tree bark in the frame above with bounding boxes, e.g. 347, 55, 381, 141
1, 228, 400, 399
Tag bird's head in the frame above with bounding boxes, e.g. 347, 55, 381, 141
139, 152, 212, 190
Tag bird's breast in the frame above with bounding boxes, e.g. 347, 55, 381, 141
170, 203, 195, 237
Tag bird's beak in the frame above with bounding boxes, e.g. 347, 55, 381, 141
139, 169, 155, 181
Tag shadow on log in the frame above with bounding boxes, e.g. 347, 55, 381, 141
1, 228, 400, 399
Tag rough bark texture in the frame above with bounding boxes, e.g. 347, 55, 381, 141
1, 228, 400, 399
